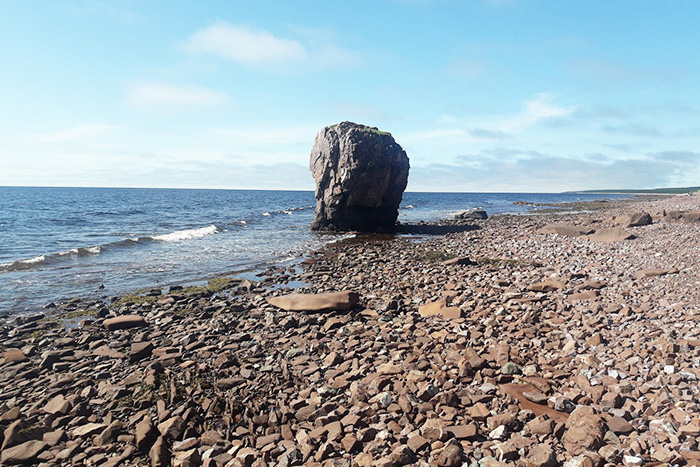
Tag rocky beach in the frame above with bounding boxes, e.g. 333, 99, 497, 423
2, 194, 700, 467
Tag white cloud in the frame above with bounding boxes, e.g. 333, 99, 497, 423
184, 22, 362, 71
39, 123, 123, 143
499, 92, 575, 131
185, 23, 307, 66
127, 83, 230, 111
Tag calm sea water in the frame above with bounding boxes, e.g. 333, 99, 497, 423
0, 187, 623, 315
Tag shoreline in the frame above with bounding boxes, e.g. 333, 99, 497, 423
2, 193, 700, 465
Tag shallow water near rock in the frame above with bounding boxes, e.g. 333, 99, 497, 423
0, 187, 625, 314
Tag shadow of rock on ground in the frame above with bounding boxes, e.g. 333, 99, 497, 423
395, 223, 481, 235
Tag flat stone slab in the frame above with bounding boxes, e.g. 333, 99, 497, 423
536, 224, 595, 237
2, 349, 28, 363
103, 315, 148, 331
0, 440, 47, 464
588, 228, 636, 242
418, 299, 463, 318
266, 291, 360, 312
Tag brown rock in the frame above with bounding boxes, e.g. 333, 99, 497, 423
469, 403, 491, 421
528, 280, 566, 292
377, 363, 402, 375
72, 423, 107, 437
149, 436, 169, 467
525, 444, 557, 467
92, 345, 125, 359
651, 447, 681, 464
561, 406, 605, 455
136, 417, 158, 452
341, 434, 360, 453
158, 416, 185, 440
0, 407, 21, 422
434, 443, 465, 467
130, 342, 154, 362
103, 315, 148, 331
537, 224, 595, 237
215, 377, 243, 390
407, 434, 429, 452
501, 384, 569, 423
587, 228, 636, 242
390, 444, 417, 465
42, 429, 66, 447
173, 448, 201, 467
43, 394, 71, 415
266, 291, 360, 312
0, 440, 47, 465
2, 349, 28, 363
446, 424, 478, 440
618, 211, 652, 227
95, 420, 123, 446
527, 417, 555, 436
418, 299, 463, 318
634, 268, 680, 280
420, 418, 448, 441
2, 420, 30, 450
605, 416, 633, 434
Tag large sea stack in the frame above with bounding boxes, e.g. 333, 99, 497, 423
309, 122, 410, 232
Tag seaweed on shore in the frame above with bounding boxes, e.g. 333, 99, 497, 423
413, 250, 456, 263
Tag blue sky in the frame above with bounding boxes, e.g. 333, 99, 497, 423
1, 1, 699, 192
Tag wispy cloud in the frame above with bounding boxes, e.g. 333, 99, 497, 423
184, 22, 362, 71
39, 123, 123, 143
127, 83, 231, 111
409, 147, 699, 192
468, 128, 509, 140
401, 93, 575, 143
601, 123, 661, 138
184, 23, 307, 66
499, 92, 575, 131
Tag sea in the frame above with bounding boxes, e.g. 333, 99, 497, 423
0, 187, 626, 316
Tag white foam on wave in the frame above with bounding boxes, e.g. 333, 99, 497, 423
152, 225, 219, 242
0, 254, 49, 272
56, 245, 103, 256
262, 212, 271, 216
57, 249, 79, 256
22, 255, 46, 264
326, 233, 356, 245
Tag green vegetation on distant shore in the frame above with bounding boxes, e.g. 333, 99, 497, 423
570, 186, 700, 195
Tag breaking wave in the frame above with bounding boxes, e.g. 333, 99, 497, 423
1, 225, 221, 273
151, 225, 219, 242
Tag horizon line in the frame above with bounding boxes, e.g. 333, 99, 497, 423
0, 184, 607, 194
0, 184, 693, 195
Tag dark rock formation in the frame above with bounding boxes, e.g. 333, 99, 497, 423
309, 122, 410, 232
454, 208, 488, 220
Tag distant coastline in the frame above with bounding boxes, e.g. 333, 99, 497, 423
567, 186, 700, 195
